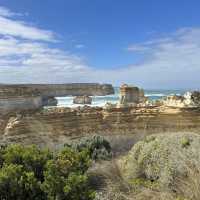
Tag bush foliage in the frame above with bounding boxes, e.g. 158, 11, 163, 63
0, 144, 95, 200
65, 135, 112, 160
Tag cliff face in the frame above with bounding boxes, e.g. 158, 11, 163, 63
0, 83, 114, 97
0, 96, 43, 114
1, 106, 200, 151
2, 84, 200, 153
0, 83, 114, 114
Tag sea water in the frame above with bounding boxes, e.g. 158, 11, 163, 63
56, 87, 186, 108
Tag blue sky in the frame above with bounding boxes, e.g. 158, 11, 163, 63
0, 0, 200, 88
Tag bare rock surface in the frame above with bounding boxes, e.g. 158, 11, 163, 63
0, 83, 114, 114
161, 91, 200, 108
0, 83, 114, 98
1, 106, 200, 151
118, 84, 147, 107
42, 96, 58, 106
73, 95, 92, 104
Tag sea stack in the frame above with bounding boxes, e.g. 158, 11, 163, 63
73, 95, 92, 104
119, 84, 146, 107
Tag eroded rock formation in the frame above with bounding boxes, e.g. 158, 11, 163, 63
1, 83, 200, 153
160, 91, 200, 108
1, 105, 200, 151
0, 83, 114, 114
42, 97, 58, 107
118, 84, 146, 107
73, 95, 92, 104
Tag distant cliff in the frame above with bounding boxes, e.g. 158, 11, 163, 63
0, 83, 114, 114
0, 83, 114, 97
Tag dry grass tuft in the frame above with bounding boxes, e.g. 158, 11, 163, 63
89, 160, 132, 200
89, 133, 200, 200
174, 162, 200, 200
134, 190, 175, 200
89, 160, 176, 200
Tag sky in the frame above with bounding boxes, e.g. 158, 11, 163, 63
0, 0, 200, 89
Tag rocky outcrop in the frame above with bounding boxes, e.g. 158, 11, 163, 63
73, 96, 92, 104
42, 97, 58, 106
160, 91, 200, 108
1, 106, 200, 151
161, 95, 185, 107
184, 91, 200, 107
118, 84, 146, 107
1, 85, 200, 151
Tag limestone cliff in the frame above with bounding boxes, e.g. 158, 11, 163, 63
1, 84, 200, 152
0, 83, 114, 97
0, 83, 114, 114
1, 106, 200, 151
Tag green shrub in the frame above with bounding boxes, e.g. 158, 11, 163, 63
2, 144, 52, 180
0, 163, 43, 200
0, 144, 95, 200
42, 147, 94, 200
180, 137, 190, 148
65, 135, 112, 161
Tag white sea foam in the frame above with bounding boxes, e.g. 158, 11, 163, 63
55, 89, 185, 108
145, 93, 165, 97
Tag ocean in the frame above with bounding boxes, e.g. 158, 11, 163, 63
56, 88, 186, 108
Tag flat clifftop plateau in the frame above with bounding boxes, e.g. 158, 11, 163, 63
0, 83, 114, 97
1, 106, 200, 152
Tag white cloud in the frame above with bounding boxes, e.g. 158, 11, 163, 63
0, 36, 91, 83
0, 6, 17, 17
113, 28, 200, 88
0, 6, 92, 83
0, 6, 55, 41
1, 7, 200, 88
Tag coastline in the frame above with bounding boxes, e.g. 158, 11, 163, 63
56, 88, 186, 108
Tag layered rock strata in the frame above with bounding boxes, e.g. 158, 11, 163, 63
0, 83, 114, 113
119, 84, 146, 107
0, 86, 43, 115
1, 84, 200, 153
1, 106, 200, 151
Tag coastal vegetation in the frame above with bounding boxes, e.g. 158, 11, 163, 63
0, 135, 112, 200
0, 144, 95, 200
0, 134, 200, 200
64, 135, 112, 161
91, 133, 200, 200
